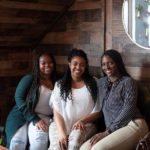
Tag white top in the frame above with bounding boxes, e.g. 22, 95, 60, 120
35, 85, 53, 116
50, 82, 99, 134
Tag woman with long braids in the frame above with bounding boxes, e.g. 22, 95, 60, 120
5, 52, 58, 150
49, 48, 99, 150
80, 49, 148, 150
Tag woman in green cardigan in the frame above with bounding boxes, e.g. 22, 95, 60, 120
5, 52, 58, 150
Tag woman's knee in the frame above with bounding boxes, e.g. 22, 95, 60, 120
30, 133, 48, 144
91, 144, 108, 150
68, 129, 84, 149
9, 124, 28, 150
30, 141, 48, 150
9, 138, 26, 150
29, 130, 48, 150
80, 140, 91, 150
80, 141, 109, 150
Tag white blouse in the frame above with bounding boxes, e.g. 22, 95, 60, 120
35, 85, 53, 116
50, 82, 99, 134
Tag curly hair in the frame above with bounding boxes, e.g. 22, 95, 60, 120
101, 49, 130, 77
26, 52, 58, 111
58, 48, 97, 102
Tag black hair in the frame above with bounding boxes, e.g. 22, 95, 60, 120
26, 52, 58, 111
58, 48, 97, 102
101, 49, 130, 77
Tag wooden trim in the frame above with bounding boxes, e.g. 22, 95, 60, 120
105, 0, 113, 50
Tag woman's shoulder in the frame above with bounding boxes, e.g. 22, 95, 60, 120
15, 74, 34, 96
121, 76, 136, 84
96, 76, 107, 86
21, 74, 33, 80
119, 76, 137, 90
17, 74, 34, 87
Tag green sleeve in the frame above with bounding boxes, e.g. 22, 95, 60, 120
15, 74, 40, 124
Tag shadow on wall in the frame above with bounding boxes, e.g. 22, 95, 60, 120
137, 62, 150, 129
0, 76, 22, 126
138, 81, 150, 128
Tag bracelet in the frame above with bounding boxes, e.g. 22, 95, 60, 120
79, 120, 85, 124
106, 129, 111, 134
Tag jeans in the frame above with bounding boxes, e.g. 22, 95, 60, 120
9, 122, 49, 150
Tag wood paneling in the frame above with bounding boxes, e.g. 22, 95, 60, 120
42, 32, 79, 44
70, 0, 102, 10
41, 0, 104, 77
0, 76, 22, 125
0, 0, 65, 50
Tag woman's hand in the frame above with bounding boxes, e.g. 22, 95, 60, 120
72, 120, 86, 131
89, 131, 109, 146
59, 132, 68, 150
35, 119, 48, 132
0, 146, 8, 150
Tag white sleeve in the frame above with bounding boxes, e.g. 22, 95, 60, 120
49, 82, 64, 116
92, 98, 101, 113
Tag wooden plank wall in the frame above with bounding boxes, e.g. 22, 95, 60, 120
0, 1, 64, 47
39, 0, 105, 77
0, 0, 105, 125
0, 48, 34, 125
105, 0, 150, 81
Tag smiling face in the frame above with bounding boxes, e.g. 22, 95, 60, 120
69, 56, 86, 81
39, 54, 54, 77
102, 55, 120, 81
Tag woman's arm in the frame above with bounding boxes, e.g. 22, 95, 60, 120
80, 112, 102, 124
15, 75, 40, 124
73, 112, 102, 130
54, 109, 68, 149
54, 109, 67, 136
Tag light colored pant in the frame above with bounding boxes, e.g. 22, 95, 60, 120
80, 119, 149, 150
9, 124, 28, 150
48, 122, 97, 150
28, 122, 49, 150
9, 122, 49, 150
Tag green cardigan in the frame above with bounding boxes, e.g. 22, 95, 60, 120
5, 74, 40, 148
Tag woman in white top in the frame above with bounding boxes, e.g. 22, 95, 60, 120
49, 48, 99, 150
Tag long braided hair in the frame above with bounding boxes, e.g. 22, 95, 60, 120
58, 48, 97, 102
26, 52, 57, 111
